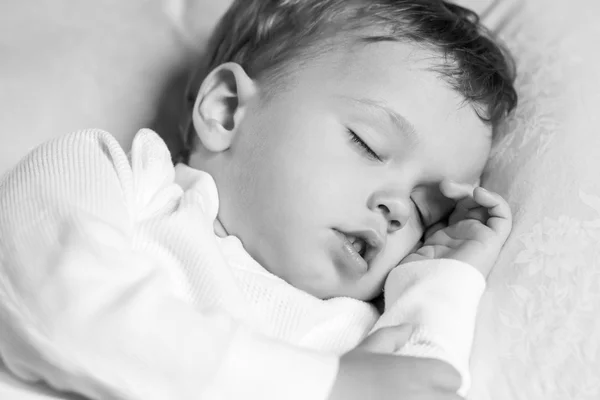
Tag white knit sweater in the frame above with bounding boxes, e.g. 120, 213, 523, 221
0, 129, 485, 400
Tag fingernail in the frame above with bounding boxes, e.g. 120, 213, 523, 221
477, 187, 492, 196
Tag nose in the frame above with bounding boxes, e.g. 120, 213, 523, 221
369, 191, 411, 233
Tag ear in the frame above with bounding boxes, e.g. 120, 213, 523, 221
191, 62, 257, 153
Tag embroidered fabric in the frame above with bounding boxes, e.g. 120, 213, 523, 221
469, 1, 600, 399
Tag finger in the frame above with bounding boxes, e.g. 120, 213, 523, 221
362, 324, 413, 353
440, 181, 480, 224
423, 220, 447, 241
440, 180, 475, 200
472, 187, 512, 236
462, 206, 489, 224
358, 324, 414, 353
449, 195, 481, 226
422, 228, 465, 250
450, 186, 501, 224
441, 181, 512, 237
419, 358, 463, 392
472, 187, 509, 217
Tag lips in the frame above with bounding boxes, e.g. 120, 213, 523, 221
334, 230, 369, 274
347, 235, 367, 257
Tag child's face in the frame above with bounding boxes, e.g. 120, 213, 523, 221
190, 40, 491, 301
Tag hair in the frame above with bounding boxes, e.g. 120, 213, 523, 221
177, 0, 518, 163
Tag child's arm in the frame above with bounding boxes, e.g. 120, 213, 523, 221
363, 182, 512, 396
0, 129, 338, 400
369, 259, 486, 396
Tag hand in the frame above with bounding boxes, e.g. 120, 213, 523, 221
328, 350, 463, 400
402, 180, 512, 277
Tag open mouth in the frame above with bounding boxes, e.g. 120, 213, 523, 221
335, 231, 369, 273
346, 234, 368, 259
333, 228, 382, 274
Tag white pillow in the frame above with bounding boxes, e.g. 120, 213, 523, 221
469, 1, 600, 399
0, 0, 231, 176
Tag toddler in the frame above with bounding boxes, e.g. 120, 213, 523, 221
0, 1, 517, 400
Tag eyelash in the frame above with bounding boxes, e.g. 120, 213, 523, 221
347, 129, 427, 227
347, 129, 381, 162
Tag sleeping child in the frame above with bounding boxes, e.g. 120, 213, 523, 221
0, 0, 517, 399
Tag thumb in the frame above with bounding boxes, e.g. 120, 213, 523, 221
424, 220, 447, 242
357, 324, 414, 354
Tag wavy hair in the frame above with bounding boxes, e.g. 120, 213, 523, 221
179, 0, 518, 161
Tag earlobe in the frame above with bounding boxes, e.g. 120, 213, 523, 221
191, 62, 257, 153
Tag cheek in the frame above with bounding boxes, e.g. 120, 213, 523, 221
245, 125, 356, 220
225, 131, 329, 244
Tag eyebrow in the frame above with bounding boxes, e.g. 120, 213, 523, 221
342, 96, 419, 144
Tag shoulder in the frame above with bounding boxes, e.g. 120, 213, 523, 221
0, 128, 175, 229
3, 129, 129, 188
2, 128, 173, 189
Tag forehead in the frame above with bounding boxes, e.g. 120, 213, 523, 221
283, 38, 492, 183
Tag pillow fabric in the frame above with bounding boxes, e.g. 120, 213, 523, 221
0, 0, 231, 176
469, 1, 600, 399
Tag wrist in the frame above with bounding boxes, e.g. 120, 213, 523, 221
444, 243, 502, 278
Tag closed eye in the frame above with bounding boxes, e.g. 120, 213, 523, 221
347, 129, 382, 162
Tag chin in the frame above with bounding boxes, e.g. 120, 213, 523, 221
314, 280, 382, 302
275, 250, 378, 301
288, 276, 340, 300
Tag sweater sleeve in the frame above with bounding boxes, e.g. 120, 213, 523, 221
371, 259, 486, 396
0, 129, 338, 400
